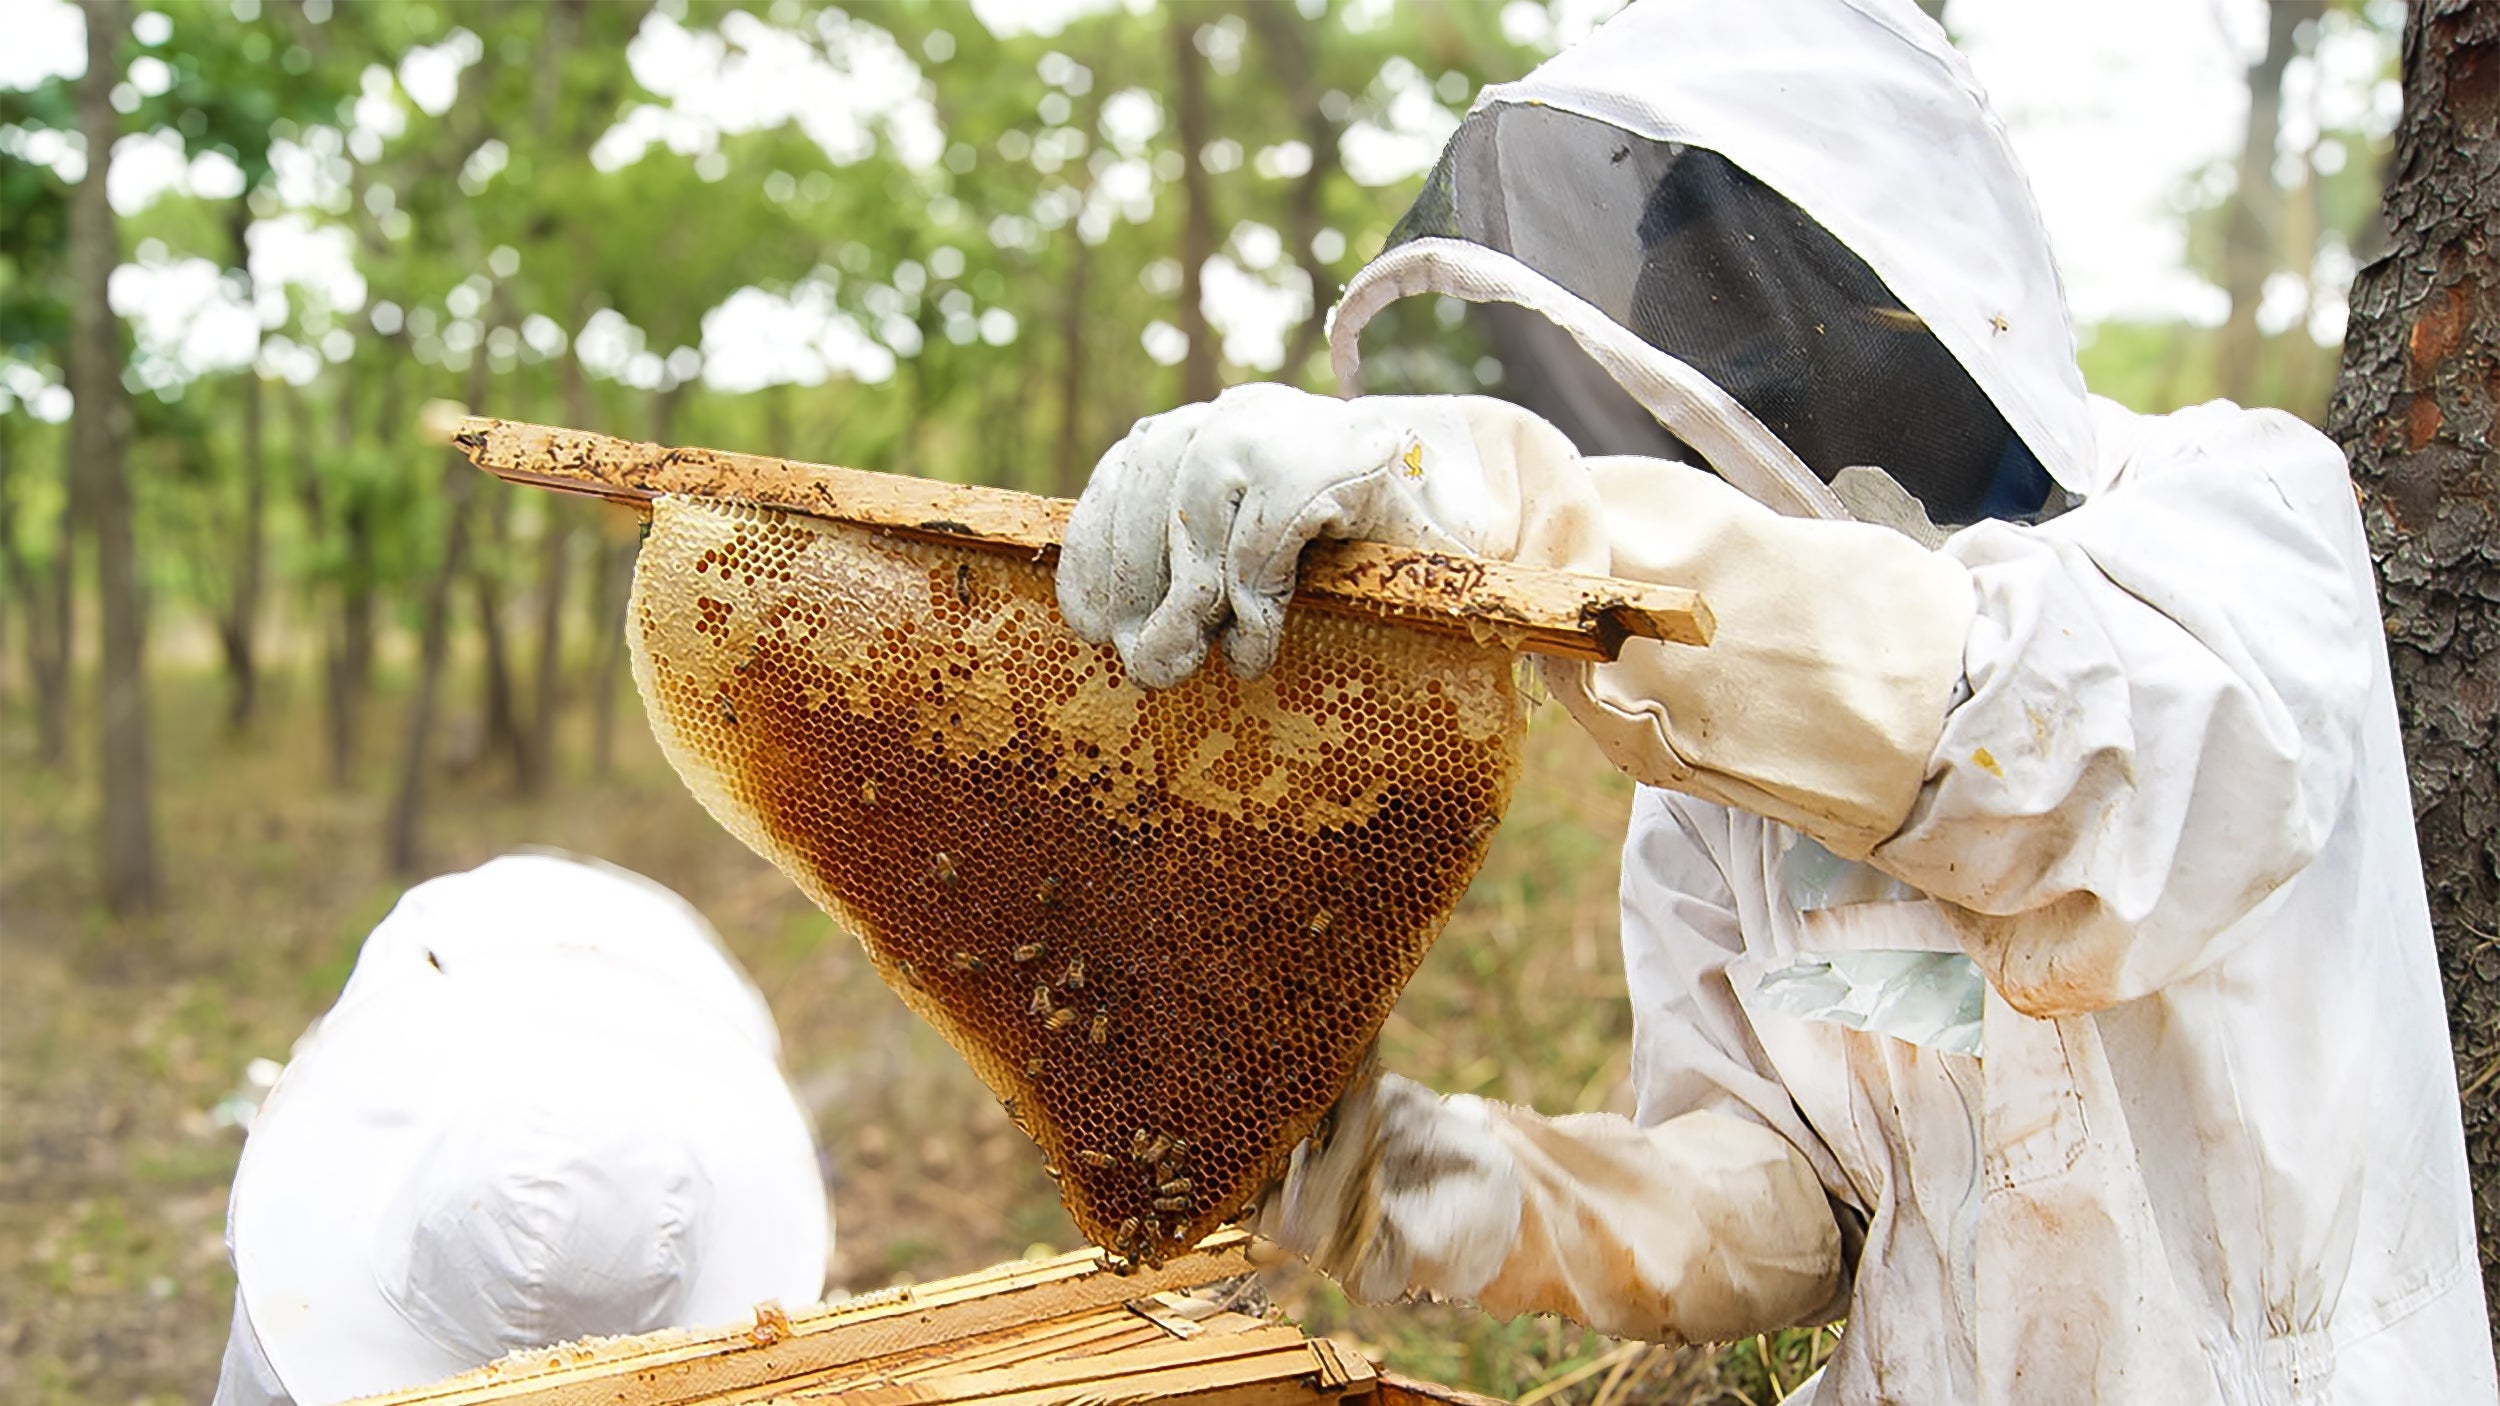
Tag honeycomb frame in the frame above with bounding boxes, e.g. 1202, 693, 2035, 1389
630, 497, 1525, 1265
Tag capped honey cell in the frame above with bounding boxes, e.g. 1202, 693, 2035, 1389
628, 496, 1524, 1263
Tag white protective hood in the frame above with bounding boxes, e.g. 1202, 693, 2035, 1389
1330, 0, 2101, 518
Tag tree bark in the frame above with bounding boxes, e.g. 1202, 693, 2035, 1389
1170, 9, 1219, 403
2322, 0, 2500, 1351
2217, 1, 2323, 404
217, 201, 266, 733
70, 0, 160, 914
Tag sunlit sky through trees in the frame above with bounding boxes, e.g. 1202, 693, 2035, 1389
0, 0, 2402, 419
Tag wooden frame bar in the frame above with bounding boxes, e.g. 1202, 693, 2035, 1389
454, 417, 1713, 662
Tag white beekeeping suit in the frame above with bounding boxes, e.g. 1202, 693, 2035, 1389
1053, 1, 2496, 1401
211, 854, 829, 1406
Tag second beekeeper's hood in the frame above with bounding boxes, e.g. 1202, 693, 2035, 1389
1330, 0, 2099, 526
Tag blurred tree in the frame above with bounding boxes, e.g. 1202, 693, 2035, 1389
0, 82, 76, 765
2216, 0, 2326, 402
2325, 0, 2500, 1353
69, 0, 159, 914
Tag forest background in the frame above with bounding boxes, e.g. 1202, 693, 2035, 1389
0, 2, 2424, 1404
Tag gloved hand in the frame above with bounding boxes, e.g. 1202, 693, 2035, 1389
1253, 1061, 1846, 1344
1253, 1064, 1525, 1306
1056, 383, 1599, 688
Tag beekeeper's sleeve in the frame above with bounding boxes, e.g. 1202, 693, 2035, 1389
1864, 402, 2378, 1015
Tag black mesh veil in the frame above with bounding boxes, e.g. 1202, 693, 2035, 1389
1387, 103, 2053, 525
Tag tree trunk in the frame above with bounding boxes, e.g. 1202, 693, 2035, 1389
517, 501, 572, 795
1052, 214, 1095, 497
218, 202, 266, 733
1170, 9, 1219, 403
70, 0, 159, 914
385, 458, 476, 876
471, 497, 521, 778
2217, 1, 2322, 403
0, 417, 75, 765
1246, 2, 1344, 385
2322, 0, 2500, 1352
386, 352, 491, 872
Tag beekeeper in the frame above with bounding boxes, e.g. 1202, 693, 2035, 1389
1056, 1, 2495, 1401
211, 854, 829, 1406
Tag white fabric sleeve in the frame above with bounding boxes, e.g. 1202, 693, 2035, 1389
1466, 1104, 1843, 1345
1869, 403, 2378, 1015
1438, 398, 1976, 858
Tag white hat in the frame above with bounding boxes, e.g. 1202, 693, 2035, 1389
223, 855, 829, 1406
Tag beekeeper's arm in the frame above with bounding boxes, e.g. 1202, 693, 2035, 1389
1059, 386, 2374, 1017
1254, 785, 1847, 1341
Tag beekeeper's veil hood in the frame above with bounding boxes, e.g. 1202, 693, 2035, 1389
1330, 0, 2097, 526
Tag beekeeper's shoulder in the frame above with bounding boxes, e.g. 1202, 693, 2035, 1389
2083, 391, 2355, 524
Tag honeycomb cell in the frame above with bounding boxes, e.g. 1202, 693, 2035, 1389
628, 497, 1524, 1266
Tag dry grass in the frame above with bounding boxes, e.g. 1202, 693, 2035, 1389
0, 664, 1823, 1406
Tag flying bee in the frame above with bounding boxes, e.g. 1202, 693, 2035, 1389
1059, 956, 1086, 990
953, 951, 984, 972
932, 852, 959, 889
1076, 1149, 1116, 1169
1012, 942, 1045, 963
1087, 1012, 1109, 1046
1044, 1007, 1078, 1032
1030, 984, 1053, 1016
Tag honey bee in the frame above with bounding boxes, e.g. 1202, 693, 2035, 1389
953, 951, 984, 972
1076, 1149, 1116, 1169
1059, 956, 1086, 990
1012, 942, 1045, 963
1130, 1127, 1153, 1160
1036, 877, 1061, 907
1153, 1197, 1190, 1213
716, 693, 739, 725
1030, 984, 1053, 1016
1157, 1178, 1192, 1196
1140, 1133, 1174, 1165
1117, 1217, 1141, 1245
1087, 1012, 1109, 1046
897, 960, 923, 988
932, 852, 959, 888
1026, 1055, 1047, 1076
1044, 1007, 1078, 1032
860, 779, 878, 806
1306, 908, 1333, 937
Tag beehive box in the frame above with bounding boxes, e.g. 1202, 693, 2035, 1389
347, 1231, 1506, 1406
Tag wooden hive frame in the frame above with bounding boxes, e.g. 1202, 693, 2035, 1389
348, 1231, 1507, 1406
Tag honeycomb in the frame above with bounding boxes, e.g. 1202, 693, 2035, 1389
629, 496, 1525, 1265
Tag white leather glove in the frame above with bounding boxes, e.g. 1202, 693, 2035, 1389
1056, 383, 1597, 687
1255, 1064, 1844, 1345
1057, 384, 1976, 859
